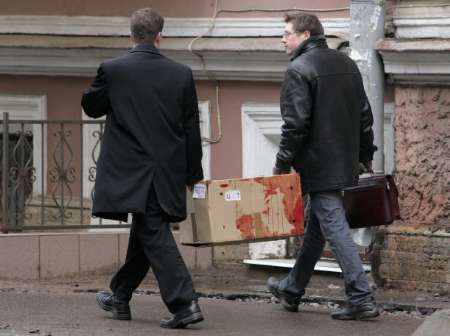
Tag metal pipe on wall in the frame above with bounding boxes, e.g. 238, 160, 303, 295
350, 0, 385, 173
2, 112, 9, 233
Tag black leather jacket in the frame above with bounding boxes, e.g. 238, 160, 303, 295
275, 36, 377, 193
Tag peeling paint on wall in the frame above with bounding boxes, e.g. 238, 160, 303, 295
370, 5, 382, 32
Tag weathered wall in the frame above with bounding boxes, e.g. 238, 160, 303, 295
0, 231, 212, 280
197, 81, 281, 180
394, 87, 449, 230
0, 75, 89, 120
374, 86, 450, 293
0, 76, 282, 194
374, 231, 449, 293
0, 0, 349, 17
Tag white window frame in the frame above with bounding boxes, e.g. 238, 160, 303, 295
198, 100, 211, 180
0, 94, 47, 195
241, 102, 285, 259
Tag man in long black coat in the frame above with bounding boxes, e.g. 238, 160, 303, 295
81, 8, 204, 329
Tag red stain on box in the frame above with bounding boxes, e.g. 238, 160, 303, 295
254, 175, 304, 236
236, 214, 254, 239
291, 195, 304, 235
184, 173, 305, 246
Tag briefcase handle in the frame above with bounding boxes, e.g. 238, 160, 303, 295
360, 162, 374, 174
385, 174, 401, 220
385, 175, 399, 198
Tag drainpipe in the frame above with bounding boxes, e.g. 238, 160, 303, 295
350, 0, 385, 173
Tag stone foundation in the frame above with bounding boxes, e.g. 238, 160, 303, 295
373, 226, 449, 293
0, 230, 212, 280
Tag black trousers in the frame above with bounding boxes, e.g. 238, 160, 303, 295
109, 188, 195, 314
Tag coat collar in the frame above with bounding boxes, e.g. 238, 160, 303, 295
291, 35, 328, 61
129, 43, 161, 56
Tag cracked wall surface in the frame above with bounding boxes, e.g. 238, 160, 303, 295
394, 86, 449, 230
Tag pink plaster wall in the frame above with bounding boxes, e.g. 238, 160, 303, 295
0, 75, 90, 120
394, 87, 449, 229
0, 0, 349, 17
0, 75, 400, 195
196, 81, 281, 180
0, 76, 283, 189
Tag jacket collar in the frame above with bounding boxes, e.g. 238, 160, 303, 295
129, 43, 161, 56
291, 35, 328, 61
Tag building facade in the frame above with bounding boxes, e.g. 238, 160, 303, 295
0, 0, 448, 291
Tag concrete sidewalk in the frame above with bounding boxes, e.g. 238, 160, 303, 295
1, 267, 448, 336
1, 266, 448, 312
0, 291, 423, 336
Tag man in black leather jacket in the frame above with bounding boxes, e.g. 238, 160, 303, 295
267, 13, 379, 320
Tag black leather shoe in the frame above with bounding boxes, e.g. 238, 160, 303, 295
160, 301, 204, 329
96, 291, 113, 312
96, 291, 131, 321
331, 302, 379, 320
267, 277, 301, 312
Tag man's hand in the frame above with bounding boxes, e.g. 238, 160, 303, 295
273, 167, 291, 175
359, 161, 373, 174
187, 179, 202, 191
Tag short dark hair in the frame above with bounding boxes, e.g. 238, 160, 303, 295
130, 8, 164, 44
284, 13, 324, 36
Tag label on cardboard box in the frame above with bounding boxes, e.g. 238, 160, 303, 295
224, 189, 241, 201
192, 183, 207, 199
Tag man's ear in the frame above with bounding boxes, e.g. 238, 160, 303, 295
304, 30, 311, 39
130, 34, 136, 47
154, 32, 162, 48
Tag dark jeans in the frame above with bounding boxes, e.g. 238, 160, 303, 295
279, 191, 374, 306
110, 188, 195, 314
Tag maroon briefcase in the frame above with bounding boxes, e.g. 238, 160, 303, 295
343, 175, 401, 229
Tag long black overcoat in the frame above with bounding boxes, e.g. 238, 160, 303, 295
81, 44, 203, 222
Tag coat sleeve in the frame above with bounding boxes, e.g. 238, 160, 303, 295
183, 69, 204, 185
275, 68, 312, 171
81, 64, 111, 119
355, 70, 377, 163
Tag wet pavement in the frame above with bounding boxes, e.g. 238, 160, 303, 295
1, 268, 448, 335
0, 291, 423, 336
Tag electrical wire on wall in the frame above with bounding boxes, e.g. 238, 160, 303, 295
189, 0, 222, 144
189, 0, 352, 144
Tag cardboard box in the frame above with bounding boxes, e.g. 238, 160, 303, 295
181, 173, 304, 246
